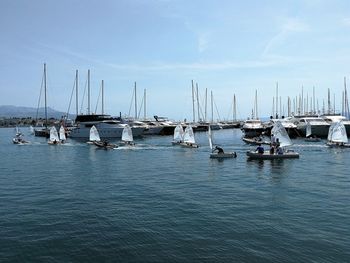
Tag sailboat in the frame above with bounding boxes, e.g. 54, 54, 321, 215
172, 124, 184, 145
87, 125, 101, 144
12, 126, 29, 144
59, 126, 66, 143
305, 121, 321, 142
48, 126, 60, 145
208, 125, 236, 158
246, 121, 299, 159
180, 125, 199, 148
326, 121, 350, 147
121, 125, 135, 146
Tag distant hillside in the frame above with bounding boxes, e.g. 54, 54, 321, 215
0, 105, 74, 119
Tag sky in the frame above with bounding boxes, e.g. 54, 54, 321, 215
1, 0, 350, 121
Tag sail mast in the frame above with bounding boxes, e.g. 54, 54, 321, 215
44, 63, 48, 130
196, 83, 200, 122
88, 69, 90, 115
134, 82, 137, 119
191, 80, 195, 123
75, 70, 79, 116
101, 80, 104, 115
144, 89, 146, 120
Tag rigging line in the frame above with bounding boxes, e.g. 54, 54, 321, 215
138, 95, 144, 119
66, 77, 76, 119
213, 99, 221, 122
35, 70, 45, 123
225, 99, 234, 121
95, 82, 102, 114
80, 77, 88, 114
128, 87, 135, 118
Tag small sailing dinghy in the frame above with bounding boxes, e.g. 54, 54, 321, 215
13, 127, 29, 144
180, 125, 199, 148
246, 121, 299, 159
121, 125, 135, 146
305, 121, 321, 142
172, 124, 184, 145
326, 121, 350, 147
48, 126, 60, 145
87, 125, 101, 144
59, 125, 67, 143
208, 125, 236, 158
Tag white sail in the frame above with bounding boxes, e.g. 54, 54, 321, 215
271, 121, 292, 147
29, 125, 35, 135
49, 126, 59, 142
122, 125, 133, 142
327, 122, 336, 141
59, 126, 66, 141
328, 121, 348, 143
89, 125, 101, 142
207, 125, 213, 150
306, 121, 312, 137
183, 125, 196, 144
173, 124, 184, 141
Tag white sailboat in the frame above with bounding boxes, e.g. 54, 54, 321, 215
208, 125, 236, 158
121, 125, 135, 146
246, 121, 299, 159
326, 121, 350, 147
59, 126, 66, 143
180, 125, 199, 148
172, 124, 184, 145
48, 126, 60, 145
305, 121, 321, 142
87, 125, 101, 144
12, 126, 29, 144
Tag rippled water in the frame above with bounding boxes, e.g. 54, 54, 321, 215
0, 127, 349, 262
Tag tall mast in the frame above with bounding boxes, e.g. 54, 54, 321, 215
101, 80, 104, 115
313, 86, 315, 114
191, 80, 195, 123
233, 94, 237, 121
196, 83, 200, 122
276, 82, 278, 118
211, 90, 214, 123
44, 63, 48, 129
255, 90, 258, 119
75, 70, 79, 116
204, 88, 207, 122
144, 89, 146, 120
134, 82, 137, 119
87, 69, 90, 114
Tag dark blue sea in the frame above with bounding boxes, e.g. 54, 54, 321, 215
0, 127, 349, 262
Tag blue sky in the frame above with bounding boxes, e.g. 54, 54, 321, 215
1, 0, 350, 120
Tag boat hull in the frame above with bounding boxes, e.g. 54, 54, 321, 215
179, 142, 199, 148
246, 150, 299, 159
210, 152, 237, 159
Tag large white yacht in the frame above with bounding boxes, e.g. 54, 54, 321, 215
241, 119, 265, 137
69, 114, 145, 139
293, 115, 330, 138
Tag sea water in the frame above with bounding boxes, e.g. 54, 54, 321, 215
0, 127, 349, 262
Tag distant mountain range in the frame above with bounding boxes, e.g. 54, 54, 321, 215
0, 105, 74, 119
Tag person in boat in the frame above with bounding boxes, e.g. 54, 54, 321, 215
269, 144, 275, 154
256, 143, 264, 154
103, 140, 108, 147
213, 145, 224, 154
276, 146, 283, 155
275, 138, 280, 148
271, 133, 276, 146
53, 139, 58, 144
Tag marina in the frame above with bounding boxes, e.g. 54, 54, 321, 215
1, 127, 349, 261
